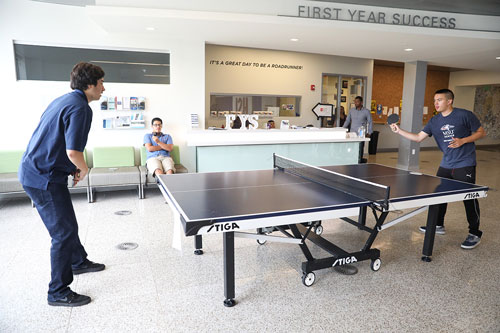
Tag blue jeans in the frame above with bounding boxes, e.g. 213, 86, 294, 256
23, 183, 87, 301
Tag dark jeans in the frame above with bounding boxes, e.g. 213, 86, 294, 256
432, 166, 482, 237
359, 141, 365, 163
23, 183, 87, 301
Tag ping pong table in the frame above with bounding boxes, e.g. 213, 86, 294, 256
157, 154, 488, 307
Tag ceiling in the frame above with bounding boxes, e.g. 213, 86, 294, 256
31, 0, 500, 72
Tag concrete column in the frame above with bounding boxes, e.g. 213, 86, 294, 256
397, 61, 427, 171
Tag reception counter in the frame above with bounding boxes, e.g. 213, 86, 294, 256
187, 128, 369, 172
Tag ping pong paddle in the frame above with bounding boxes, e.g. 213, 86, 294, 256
387, 114, 399, 125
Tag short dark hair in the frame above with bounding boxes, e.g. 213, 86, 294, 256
232, 117, 242, 129
355, 96, 363, 102
267, 120, 275, 123
151, 117, 163, 125
435, 89, 454, 102
70, 62, 105, 91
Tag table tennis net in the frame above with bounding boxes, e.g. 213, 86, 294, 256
274, 155, 390, 209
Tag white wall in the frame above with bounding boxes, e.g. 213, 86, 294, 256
205, 45, 373, 129
0, 0, 205, 172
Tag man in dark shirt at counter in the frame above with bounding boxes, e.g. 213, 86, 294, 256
19, 62, 106, 307
343, 96, 373, 163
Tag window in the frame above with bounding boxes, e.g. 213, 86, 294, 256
210, 94, 301, 117
14, 43, 170, 84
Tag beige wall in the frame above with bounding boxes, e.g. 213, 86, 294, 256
449, 70, 500, 145
205, 45, 373, 129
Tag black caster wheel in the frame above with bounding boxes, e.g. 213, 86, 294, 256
370, 258, 382, 271
302, 272, 316, 287
194, 249, 204, 255
257, 239, 267, 245
223, 298, 236, 307
314, 225, 323, 235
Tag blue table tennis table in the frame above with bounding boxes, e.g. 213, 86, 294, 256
157, 155, 488, 307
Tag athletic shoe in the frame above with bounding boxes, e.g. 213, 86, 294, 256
73, 259, 105, 275
461, 234, 481, 249
418, 225, 446, 235
48, 291, 91, 307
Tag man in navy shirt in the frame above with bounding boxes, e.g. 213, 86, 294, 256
390, 89, 486, 249
19, 62, 106, 307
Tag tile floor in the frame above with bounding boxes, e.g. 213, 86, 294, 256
0, 149, 499, 332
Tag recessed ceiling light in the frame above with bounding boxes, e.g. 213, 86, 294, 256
146, 27, 155, 31
290, 38, 299, 42
404, 48, 413, 52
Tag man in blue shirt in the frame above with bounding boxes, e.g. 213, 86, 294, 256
343, 96, 373, 163
390, 89, 486, 249
19, 62, 106, 307
143, 117, 176, 177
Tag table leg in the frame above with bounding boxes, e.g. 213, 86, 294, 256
358, 206, 367, 227
194, 235, 203, 255
223, 231, 236, 307
422, 204, 438, 262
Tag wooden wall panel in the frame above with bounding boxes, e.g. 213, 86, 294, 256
372, 64, 450, 124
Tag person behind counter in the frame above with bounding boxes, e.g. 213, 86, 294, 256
232, 116, 242, 129
267, 120, 276, 129
331, 106, 346, 127
343, 96, 373, 163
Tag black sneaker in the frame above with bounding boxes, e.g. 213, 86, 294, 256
461, 234, 481, 249
419, 225, 446, 235
73, 259, 105, 275
48, 292, 91, 307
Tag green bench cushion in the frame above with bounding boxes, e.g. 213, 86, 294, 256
93, 146, 135, 168
0, 150, 24, 173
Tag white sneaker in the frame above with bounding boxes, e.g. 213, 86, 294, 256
419, 225, 446, 235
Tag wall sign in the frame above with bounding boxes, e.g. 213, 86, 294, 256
209, 59, 303, 70
295, 5, 457, 29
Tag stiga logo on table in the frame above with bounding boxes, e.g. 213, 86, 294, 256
332, 256, 358, 267
464, 192, 480, 200
207, 222, 240, 233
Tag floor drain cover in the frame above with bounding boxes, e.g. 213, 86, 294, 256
115, 210, 132, 215
116, 242, 138, 250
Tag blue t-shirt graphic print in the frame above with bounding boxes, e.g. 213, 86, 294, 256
422, 108, 481, 169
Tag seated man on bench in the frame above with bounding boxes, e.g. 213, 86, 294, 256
143, 117, 176, 177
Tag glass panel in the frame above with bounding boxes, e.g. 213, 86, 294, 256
321, 75, 339, 127
322, 74, 367, 128
208, 93, 301, 128
14, 43, 170, 84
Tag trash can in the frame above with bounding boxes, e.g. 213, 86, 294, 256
368, 131, 379, 155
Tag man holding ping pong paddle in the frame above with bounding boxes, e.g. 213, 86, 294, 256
390, 88, 486, 249
19, 63, 106, 307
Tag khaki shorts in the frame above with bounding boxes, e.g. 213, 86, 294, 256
146, 156, 176, 175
